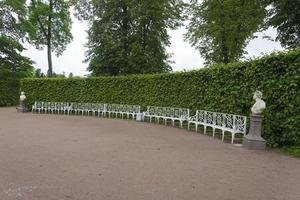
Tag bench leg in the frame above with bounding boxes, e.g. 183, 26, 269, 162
213, 128, 216, 138
204, 126, 207, 134
222, 130, 225, 142
195, 124, 198, 132
231, 132, 235, 144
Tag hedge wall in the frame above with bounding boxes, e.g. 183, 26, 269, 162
21, 49, 300, 147
0, 78, 20, 107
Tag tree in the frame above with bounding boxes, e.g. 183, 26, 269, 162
266, 0, 300, 49
52, 71, 65, 77
33, 68, 45, 77
0, 0, 33, 78
185, 0, 266, 64
27, 0, 73, 77
75, 0, 185, 76
0, 36, 33, 78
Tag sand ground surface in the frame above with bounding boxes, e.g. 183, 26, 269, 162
0, 107, 299, 200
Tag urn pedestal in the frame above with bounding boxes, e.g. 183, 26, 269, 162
136, 113, 144, 122
243, 114, 266, 150
17, 93, 26, 113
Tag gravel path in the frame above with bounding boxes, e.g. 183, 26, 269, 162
0, 107, 299, 200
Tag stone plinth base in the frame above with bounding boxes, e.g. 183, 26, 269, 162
243, 135, 266, 150
17, 107, 26, 113
136, 113, 144, 122
243, 114, 266, 150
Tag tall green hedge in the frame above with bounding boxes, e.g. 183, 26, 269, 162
21, 49, 300, 147
0, 78, 20, 107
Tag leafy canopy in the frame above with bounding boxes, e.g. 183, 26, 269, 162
27, 0, 73, 56
75, 0, 185, 76
266, 0, 300, 49
186, 0, 266, 64
0, 0, 33, 78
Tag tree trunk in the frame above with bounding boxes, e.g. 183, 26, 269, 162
121, 5, 129, 74
47, 39, 52, 77
47, 0, 53, 77
220, 6, 229, 63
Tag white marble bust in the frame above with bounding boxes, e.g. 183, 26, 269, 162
251, 91, 266, 115
20, 91, 26, 101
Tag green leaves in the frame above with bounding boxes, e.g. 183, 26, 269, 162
0, 36, 33, 77
27, 0, 73, 56
186, 0, 266, 65
266, 0, 300, 49
26, 0, 73, 76
0, 0, 34, 78
0, 79, 20, 107
76, 0, 185, 76
21, 48, 300, 147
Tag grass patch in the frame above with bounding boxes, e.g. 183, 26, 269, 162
282, 146, 300, 158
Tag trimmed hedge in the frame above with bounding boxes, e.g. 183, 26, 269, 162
21, 48, 300, 147
0, 78, 20, 107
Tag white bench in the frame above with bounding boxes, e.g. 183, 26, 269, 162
32, 101, 140, 120
32, 101, 73, 114
32, 101, 247, 144
188, 110, 247, 144
63, 102, 106, 116
143, 106, 190, 128
104, 104, 141, 119
32, 101, 43, 113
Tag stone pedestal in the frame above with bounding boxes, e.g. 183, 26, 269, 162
17, 99, 26, 113
243, 114, 266, 150
136, 113, 144, 122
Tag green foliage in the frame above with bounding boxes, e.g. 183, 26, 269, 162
21, 48, 300, 147
266, 0, 300, 49
0, 0, 34, 77
0, 0, 27, 39
33, 68, 45, 78
0, 78, 20, 107
0, 36, 33, 77
186, 0, 266, 64
283, 146, 300, 159
75, 0, 185, 76
27, 0, 73, 76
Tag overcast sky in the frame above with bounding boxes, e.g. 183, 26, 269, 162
22, 15, 283, 76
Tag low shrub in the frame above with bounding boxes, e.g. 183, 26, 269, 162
0, 78, 20, 107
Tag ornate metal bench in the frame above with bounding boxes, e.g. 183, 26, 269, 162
104, 104, 141, 119
32, 101, 247, 144
32, 101, 43, 113
188, 110, 247, 144
32, 101, 72, 114
32, 102, 140, 119
55, 102, 106, 116
143, 106, 190, 128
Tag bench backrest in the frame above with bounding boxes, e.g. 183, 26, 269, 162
195, 110, 247, 133
106, 104, 140, 113
146, 106, 190, 119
